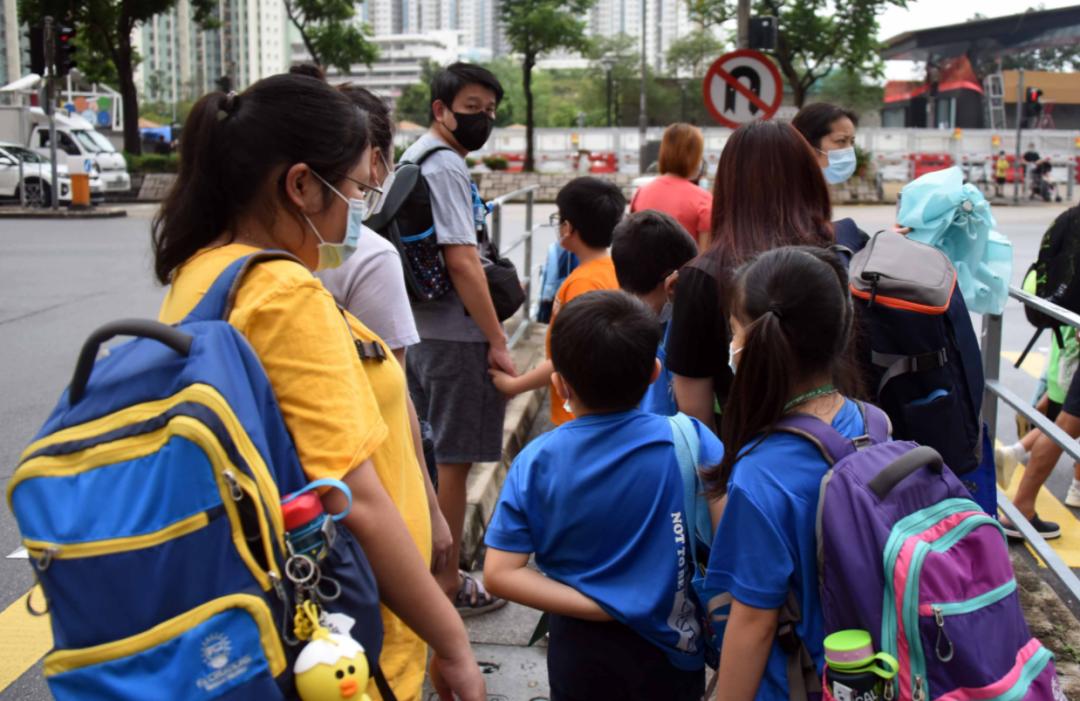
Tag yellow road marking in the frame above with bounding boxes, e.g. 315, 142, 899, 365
1002, 350, 1047, 380
1003, 463, 1080, 568
0, 586, 52, 691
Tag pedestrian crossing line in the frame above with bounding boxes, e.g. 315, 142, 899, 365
1003, 463, 1080, 568
6, 547, 27, 559
0, 586, 51, 693
1002, 350, 1047, 381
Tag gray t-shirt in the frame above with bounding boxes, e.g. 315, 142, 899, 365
399, 133, 489, 343
317, 226, 420, 351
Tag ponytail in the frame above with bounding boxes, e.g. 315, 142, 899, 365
706, 246, 854, 497
151, 74, 369, 284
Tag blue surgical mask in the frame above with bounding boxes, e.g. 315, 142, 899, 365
822, 147, 857, 185
728, 345, 743, 375
658, 301, 673, 325
303, 171, 366, 271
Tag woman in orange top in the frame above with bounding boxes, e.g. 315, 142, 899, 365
152, 74, 483, 701
630, 123, 712, 248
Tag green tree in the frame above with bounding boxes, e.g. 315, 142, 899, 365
498, 0, 596, 171
808, 68, 885, 117
666, 28, 726, 78
688, 0, 906, 107
18, 0, 216, 154
395, 60, 442, 125
283, 0, 378, 74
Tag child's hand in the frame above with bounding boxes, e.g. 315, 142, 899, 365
489, 368, 520, 397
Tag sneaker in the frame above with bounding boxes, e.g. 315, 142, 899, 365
995, 445, 1021, 489
1066, 481, 1080, 508
1001, 513, 1061, 541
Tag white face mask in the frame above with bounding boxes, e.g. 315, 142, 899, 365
822, 146, 857, 185
728, 345, 743, 375
658, 301, 673, 325
303, 171, 366, 271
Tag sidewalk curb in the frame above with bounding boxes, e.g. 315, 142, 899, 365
0, 207, 127, 219
460, 322, 548, 570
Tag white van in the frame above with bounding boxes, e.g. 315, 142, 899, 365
26, 111, 131, 193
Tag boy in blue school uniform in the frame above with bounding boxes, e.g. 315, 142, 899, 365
611, 210, 701, 416
483, 290, 723, 701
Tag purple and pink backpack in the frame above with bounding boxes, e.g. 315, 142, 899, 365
775, 402, 1064, 701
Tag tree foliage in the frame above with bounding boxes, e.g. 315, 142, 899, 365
666, 28, 727, 78
283, 0, 378, 75
687, 0, 906, 107
18, 0, 216, 153
498, 0, 596, 170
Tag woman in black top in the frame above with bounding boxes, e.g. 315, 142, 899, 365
666, 120, 835, 429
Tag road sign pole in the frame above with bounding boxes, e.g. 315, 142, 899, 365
737, 0, 750, 49
1014, 68, 1024, 206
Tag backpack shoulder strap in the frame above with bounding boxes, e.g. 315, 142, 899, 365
668, 413, 710, 560
183, 250, 305, 323
401, 144, 454, 167
365, 162, 421, 231
773, 400, 886, 464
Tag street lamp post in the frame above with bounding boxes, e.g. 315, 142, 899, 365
600, 55, 617, 128
639, 0, 647, 175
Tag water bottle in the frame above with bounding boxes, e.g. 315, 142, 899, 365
824, 630, 898, 701
281, 478, 352, 561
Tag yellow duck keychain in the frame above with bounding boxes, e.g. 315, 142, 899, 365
293, 599, 372, 701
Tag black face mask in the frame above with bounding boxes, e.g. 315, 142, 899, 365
449, 111, 495, 152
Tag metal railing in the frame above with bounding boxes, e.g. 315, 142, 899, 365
488, 184, 540, 349
982, 287, 1080, 605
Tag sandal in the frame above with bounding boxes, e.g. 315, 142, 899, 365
454, 571, 506, 618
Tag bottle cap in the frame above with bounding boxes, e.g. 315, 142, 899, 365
282, 491, 324, 531
824, 630, 875, 669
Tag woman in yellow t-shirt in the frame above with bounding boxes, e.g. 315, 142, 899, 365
151, 74, 483, 701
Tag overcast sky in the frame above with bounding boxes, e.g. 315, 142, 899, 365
878, 0, 1079, 79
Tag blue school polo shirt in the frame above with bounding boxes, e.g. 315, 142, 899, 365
485, 409, 724, 670
640, 322, 677, 416
704, 399, 865, 701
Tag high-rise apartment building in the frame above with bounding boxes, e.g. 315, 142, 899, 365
2, 0, 24, 85
588, 0, 696, 72
133, 0, 290, 101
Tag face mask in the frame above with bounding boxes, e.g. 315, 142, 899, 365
822, 146, 857, 185
658, 301, 673, 324
304, 171, 366, 271
728, 345, 743, 375
449, 111, 495, 152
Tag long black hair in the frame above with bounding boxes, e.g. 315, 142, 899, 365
151, 73, 369, 284
707, 246, 855, 496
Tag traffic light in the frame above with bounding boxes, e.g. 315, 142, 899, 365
55, 24, 76, 76
1025, 87, 1043, 121
25, 26, 45, 75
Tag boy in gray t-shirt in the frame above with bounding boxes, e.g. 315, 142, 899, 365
400, 63, 515, 615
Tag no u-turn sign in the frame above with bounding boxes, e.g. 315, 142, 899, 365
703, 49, 784, 128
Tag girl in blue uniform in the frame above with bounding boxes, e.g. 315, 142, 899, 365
704, 246, 860, 701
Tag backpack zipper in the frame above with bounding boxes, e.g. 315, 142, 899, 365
919, 579, 1017, 664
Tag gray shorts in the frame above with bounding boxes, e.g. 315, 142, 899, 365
406, 339, 507, 465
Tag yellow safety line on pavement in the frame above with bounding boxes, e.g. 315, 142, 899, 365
1004, 464, 1080, 568
1002, 350, 1047, 380
0, 586, 51, 692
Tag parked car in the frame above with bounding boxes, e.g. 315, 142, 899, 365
0, 141, 104, 206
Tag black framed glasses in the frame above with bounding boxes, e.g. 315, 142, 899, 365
337, 173, 384, 213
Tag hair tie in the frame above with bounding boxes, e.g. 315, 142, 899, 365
768, 304, 785, 320
217, 91, 239, 121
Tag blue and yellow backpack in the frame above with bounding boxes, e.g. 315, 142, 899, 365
7, 253, 389, 700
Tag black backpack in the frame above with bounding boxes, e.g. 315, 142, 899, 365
367, 145, 525, 321
848, 231, 985, 475
1016, 205, 1080, 366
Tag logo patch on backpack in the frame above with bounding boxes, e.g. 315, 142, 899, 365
197, 632, 253, 692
